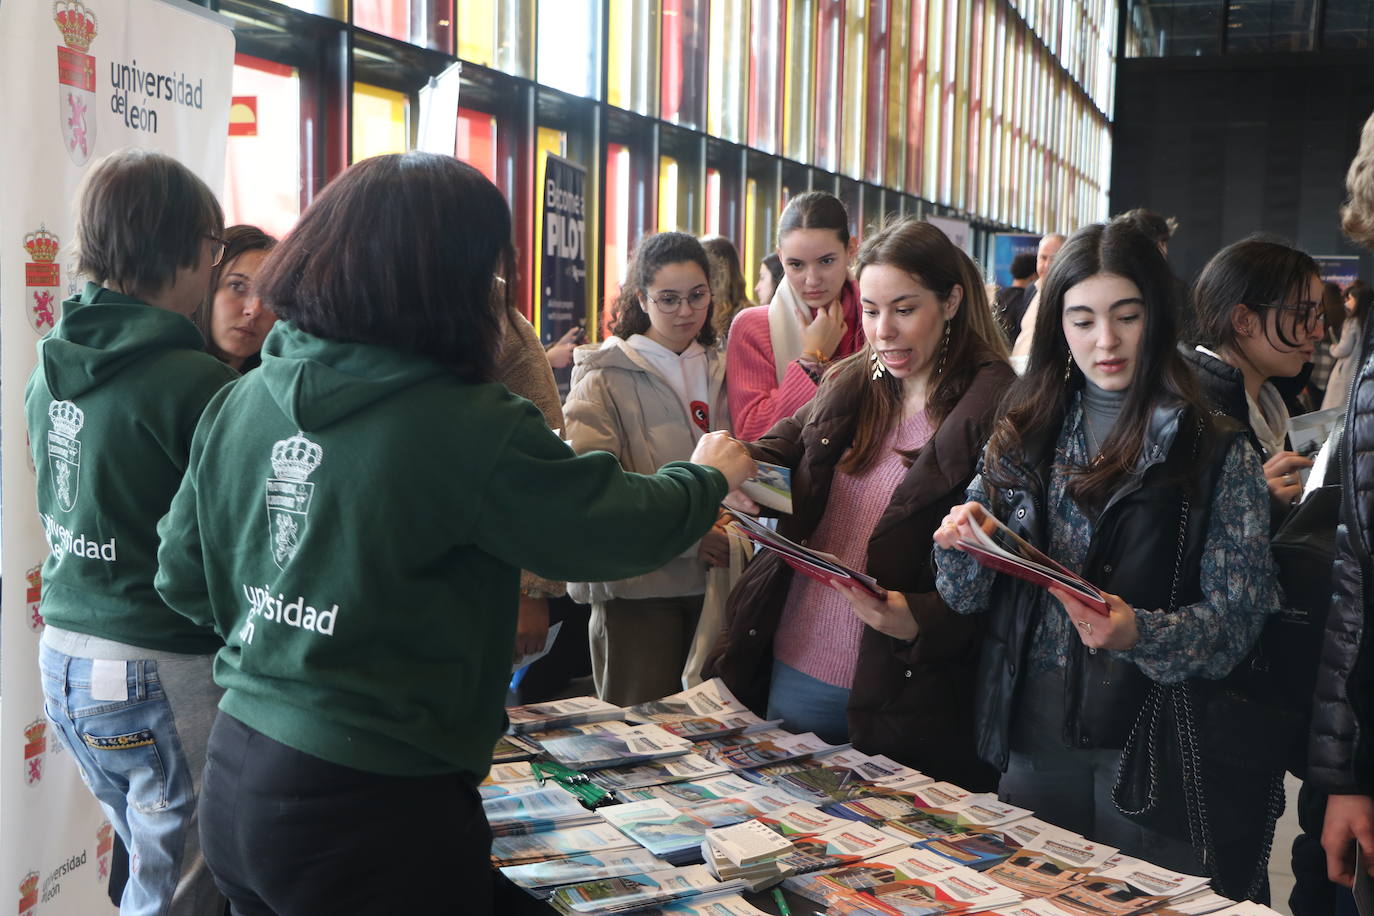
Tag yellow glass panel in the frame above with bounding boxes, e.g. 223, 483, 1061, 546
532, 126, 568, 336
658, 156, 681, 231
458, 0, 495, 66
608, 0, 658, 113
352, 83, 408, 163
841, 0, 866, 178
886, 0, 910, 189
744, 177, 759, 285
783, 0, 817, 163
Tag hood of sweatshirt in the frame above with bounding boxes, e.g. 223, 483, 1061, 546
259, 321, 450, 431
39, 283, 207, 400
569, 336, 653, 388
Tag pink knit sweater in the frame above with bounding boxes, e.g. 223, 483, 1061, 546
773, 411, 935, 688
725, 280, 866, 441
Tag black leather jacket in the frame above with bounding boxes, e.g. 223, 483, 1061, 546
1309, 316, 1374, 793
972, 400, 1241, 771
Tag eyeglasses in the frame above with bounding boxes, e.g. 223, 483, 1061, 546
206, 234, 227, 268
645, 288, 711, 313
1252, 300, 1325, 332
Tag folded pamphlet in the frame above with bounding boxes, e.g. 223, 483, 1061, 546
507, 696, 625, 734
726, 510, 883, 597
955, 503, 1108, 615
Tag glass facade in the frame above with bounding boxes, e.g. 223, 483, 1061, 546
217, 0, 1116, 329
1126, 0, 1367, 55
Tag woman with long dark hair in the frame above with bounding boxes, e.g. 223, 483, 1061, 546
933, 221, 1280, 889
1323, 279, 1374, 410
706, 218, 1009, 785
1183, 237, 1326, 511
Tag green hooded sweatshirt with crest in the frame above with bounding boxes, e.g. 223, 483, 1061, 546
24, 283, 238, 654
154, 321, 727, 780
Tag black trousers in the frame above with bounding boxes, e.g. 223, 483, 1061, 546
200, 711, 493, 916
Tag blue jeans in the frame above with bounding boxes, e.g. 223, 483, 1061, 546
766, 660, 851, 746
39, 635, 223, 916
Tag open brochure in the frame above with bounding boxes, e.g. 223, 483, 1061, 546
1288, 406, 1342, 486
955, 503, 1108, 616
725, 510, 883, 597
626, 679, 782, 741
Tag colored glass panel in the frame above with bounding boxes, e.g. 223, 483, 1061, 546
224, 53, 301, 240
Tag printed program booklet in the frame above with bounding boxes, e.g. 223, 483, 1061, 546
954, 503, 1108, 615
739, 461, 793, 514
547, 864, 745, 914
540, 724, 694, 770
500, 848, 665, 893
589, 754, 731, 791
490, 823, 642, 867
507, 696, 625, 734
725, 510, 883, 597
626, 679, 782, 742
483, 785, 600, 836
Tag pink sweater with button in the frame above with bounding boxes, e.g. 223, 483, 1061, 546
773, 411, 935, 688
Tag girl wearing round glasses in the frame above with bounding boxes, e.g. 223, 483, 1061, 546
1184, 237, 1325, 513
565, 231, 733, 704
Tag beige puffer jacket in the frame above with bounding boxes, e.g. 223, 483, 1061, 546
563, 336, 730, 603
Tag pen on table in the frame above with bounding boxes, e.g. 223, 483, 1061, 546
772, 887, 792, 916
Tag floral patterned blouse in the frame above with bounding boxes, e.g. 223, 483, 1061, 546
934, 398, 1280, 684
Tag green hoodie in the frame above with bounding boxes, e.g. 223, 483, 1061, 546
24, 283, 237, 654
155, 322, 727, 779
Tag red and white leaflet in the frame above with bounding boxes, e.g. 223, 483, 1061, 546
759, 803, 852, 837
1000, 817, 1062, 848
957, 504, 1109, 616
1092, 855, 1210, 898
946, 793, 1033, 828
1021, 829, 1118, 871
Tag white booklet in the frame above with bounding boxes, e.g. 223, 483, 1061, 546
540, 724, 693, 770
500, 848, 665, 892
507, 696, 624, 734
704, 820, 794, 866
548, 863, 744, 914
739, 461, 793, 514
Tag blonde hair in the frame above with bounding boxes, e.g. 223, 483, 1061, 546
1342, 109, 1374, 249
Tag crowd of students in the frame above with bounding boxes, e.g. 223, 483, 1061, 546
25, 116, 1374, 916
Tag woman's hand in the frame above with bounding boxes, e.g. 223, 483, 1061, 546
514, 595, 551, 660
833, 584, 918, 642
699, 518, 732, 567
799, 300, 847, 361
544, 325, 582, 370
1263, 450, 1313, 508
1049, 587, 1138, 652
1323, 794, 1374, 888
933, 502, 987, 551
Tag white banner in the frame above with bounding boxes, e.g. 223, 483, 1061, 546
0, 1, 234, 912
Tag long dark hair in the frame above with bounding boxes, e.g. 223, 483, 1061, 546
778, 190, 851, 246
1190, 236, 1320, 352
255, 153, 514, 381
1348, 279, 1374, 325
610, 232, 717, 346
983, 221, 1205, 510
828, 218, 1009, 474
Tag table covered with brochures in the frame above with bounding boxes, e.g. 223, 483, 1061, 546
486, 678, 1279, 916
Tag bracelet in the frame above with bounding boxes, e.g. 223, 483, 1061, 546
801, 348, 830, 365
520, 587, 553, 600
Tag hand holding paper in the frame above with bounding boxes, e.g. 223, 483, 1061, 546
939, 502, 1110, 616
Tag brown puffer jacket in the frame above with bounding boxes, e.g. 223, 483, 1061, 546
702, 357, 1012, 789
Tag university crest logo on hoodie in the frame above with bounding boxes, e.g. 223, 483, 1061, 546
265, 433, 323, 568
47, 400, 84, 511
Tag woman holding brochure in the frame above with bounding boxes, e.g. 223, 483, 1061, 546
933, 221, 1281, 892
1182, 236, 1326, 517
707, 217, 1012, 789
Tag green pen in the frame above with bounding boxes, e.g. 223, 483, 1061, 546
772, 887, 792, 916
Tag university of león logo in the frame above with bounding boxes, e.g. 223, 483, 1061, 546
54, 0, 98, 165
266, 433, 323, 569
47, 400, 84, 511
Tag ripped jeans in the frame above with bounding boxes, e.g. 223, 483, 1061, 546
39, 627, 223, 916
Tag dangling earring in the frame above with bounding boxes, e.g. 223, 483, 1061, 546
935, 321, 951, 378
871, 348, 888, 380
1064, 352, 1075, 382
